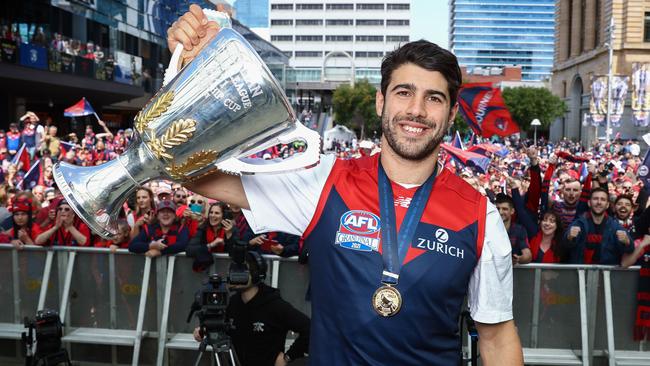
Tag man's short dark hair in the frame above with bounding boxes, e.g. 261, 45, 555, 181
614, 194, 633, 206
589, 187, 609, 199
494, 193, 514, 209
380, 40, 462, 107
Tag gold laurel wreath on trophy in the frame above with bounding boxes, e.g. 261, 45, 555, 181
132, 90, 219, 181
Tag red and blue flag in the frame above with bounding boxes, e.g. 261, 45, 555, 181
11, 143, 31, 172
458, 83, 519, 138
441, 143, 491, 174
64, 97, 96, 117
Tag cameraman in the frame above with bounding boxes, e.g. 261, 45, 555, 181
191, 252, 310, 365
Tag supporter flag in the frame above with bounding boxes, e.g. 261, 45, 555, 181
452, 131, 465, 150
17, 159, 41, 190
555, 151, 590, 163
59, 140, 77, 159
639, 150, 650, 194
458, 83, 520, 138
441, 143, 491, 174
64, 97, 97, 118
11, 143, 30, 172
469, 143, 509, 158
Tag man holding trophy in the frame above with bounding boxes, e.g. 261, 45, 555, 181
54, 4, 523, 365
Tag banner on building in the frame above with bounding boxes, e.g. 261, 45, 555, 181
458, 83, 519, 138
610, 76, 629, 127
114, 51, 132, 85
0, 39, 17, 63
589, 75, 608, 126
18, 43, 47, 70
632, 63, 650, 127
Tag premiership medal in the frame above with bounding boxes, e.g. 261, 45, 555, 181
372, 285, 402, 317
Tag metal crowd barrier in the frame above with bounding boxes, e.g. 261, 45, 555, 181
0, 244, 647, 365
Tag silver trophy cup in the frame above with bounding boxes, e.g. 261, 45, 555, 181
53, 27, 321, 239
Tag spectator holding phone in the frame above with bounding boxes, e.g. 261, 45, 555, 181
188, 202, 236, 253
129, 200, 189, 258
245, 228, 301, 257
127, 187, 156, 239
182, 193, 207, 236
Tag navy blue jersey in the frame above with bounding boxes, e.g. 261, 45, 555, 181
242, 154, 514, 366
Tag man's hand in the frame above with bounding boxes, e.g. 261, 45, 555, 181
193, 327, 203, 342
270, 243, 284, 255
568, 226, 581, 240
274, 352, 288, 366
249, 234, 267, 246
616, 230, 630, 246
149, 239, 167, 251
145, 248, 162, 258
166, 4, 221, 67
526, 146, 538, 166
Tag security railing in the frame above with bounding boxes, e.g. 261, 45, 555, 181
0, 244, 646, 366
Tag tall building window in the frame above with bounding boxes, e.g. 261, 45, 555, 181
296, 4, 323, 10
326, 35, 353, 42
387, 4, 409, 10
296, 51, 323, 57
296, 35, 323, 41
271, 35, 293, 41
296, 19, 323, 26
356, 35, 384, 42
271, 4, 293, 10
326, 3, 353, 10
645, 12, 650, 42
386, 19, 409, 26
386, 35, 409, 42
356, 51, 384, 58
357, 3, 384, 10
357, 19, 384, 26
271, 19, 293, 26
326, 19, 353, 26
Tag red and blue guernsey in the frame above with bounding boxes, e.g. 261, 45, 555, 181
242, 154, 513, 366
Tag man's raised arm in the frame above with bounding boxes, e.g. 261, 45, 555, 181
186, 173, 249, 209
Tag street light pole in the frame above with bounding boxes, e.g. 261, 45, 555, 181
605, 17, 615, 142
531, 118, 541, 145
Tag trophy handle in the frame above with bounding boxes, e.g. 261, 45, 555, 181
216, 121, 321, 175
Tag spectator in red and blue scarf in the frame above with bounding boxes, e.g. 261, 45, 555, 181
129, 200, 189, 257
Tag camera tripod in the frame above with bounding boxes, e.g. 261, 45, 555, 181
194, 329, 240, 366
22, 325, 72, 366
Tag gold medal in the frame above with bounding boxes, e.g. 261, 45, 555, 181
372, 285, 402, 317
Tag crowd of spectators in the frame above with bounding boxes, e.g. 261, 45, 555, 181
1, 111, 649, 271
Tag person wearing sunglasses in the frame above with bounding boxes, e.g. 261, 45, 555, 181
173, 188, 188, 207
35, 200, 90, 246
181, 194, 207, 236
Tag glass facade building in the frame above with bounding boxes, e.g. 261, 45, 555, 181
449, 0, 555, 81
235, 0, 269, 28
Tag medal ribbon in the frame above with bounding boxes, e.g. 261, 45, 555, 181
378, 160, 437, 285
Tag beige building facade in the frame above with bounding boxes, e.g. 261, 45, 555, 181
551, 0, 650, 144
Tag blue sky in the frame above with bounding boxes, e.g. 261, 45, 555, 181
411, 0, 449, 49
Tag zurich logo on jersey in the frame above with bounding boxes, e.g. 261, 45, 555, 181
335, 210, 381, 251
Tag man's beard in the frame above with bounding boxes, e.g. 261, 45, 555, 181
381, 108, 446, 161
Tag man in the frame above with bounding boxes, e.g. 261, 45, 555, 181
172, 188, 188, 207
169, 5, 522, 365
189, 250, 310, 366
40, 126, 61, 158
552, 178, 584, 227
495, 194, 532, 265
565, 187, 634, 264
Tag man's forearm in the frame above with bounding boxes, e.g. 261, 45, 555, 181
476, 320, 523, 366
